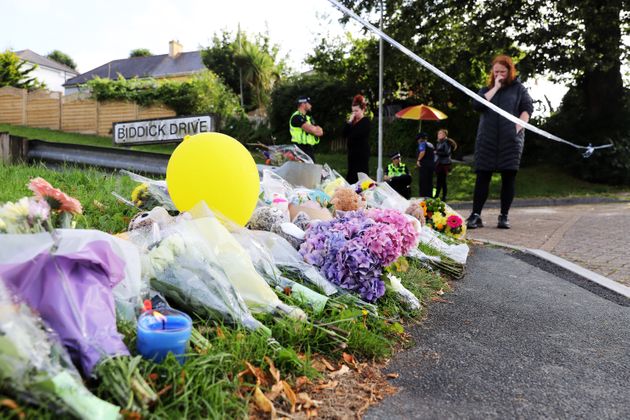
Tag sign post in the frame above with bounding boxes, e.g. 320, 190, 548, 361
113, 115, 215, 146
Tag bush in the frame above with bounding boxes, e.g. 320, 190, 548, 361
87, 71, 244, 126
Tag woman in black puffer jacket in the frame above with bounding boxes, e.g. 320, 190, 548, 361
466, 55, 533, 230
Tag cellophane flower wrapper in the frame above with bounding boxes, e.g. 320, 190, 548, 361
171, 202, 308, 320
119, 170, 177, 212
356, 173, 410, 213
232, 228, 329, 314
0, 230, 131, 377
129, 220, 267, 332
0, 282, 120, 420
417, 225, 469, 265
385, 273, 421, 312
247, 230, 339, 296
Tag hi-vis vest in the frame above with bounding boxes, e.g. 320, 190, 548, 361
289, 111, 319, 145
387, 162, 407, 177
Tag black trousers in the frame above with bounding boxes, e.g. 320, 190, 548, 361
298, 144, 316, 163
419, 166, 434, 198
472, 170, 517, 216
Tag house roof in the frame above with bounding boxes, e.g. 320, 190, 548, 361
15, 49, 79, 75
63, 51, 205, 87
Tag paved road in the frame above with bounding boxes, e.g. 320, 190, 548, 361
464, 202, 630, 286
366, 246, 630, 419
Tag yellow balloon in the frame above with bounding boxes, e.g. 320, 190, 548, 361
166, 132, 259, 226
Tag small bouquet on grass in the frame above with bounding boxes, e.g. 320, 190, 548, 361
0, 230, 157, 413
422, 198, 466, 240
0, 282, 120, 420
0, 177, 82, 234
250, 144, 314, 166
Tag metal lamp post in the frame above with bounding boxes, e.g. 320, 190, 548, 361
376, 0, 384, 182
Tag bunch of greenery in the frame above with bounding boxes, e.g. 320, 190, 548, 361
86, 70, 244, 124
0, 50, 44, 90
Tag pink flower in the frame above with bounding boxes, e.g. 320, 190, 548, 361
28, 177, 83, 215
446, 214, 462, 229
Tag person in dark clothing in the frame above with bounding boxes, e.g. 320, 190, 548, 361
384, 152, 412, 198
434, 128, 457, 202
343, 94, 371, 184
289, 95, 324, 162
416, 132, 435, 198
467, 54, 534, 230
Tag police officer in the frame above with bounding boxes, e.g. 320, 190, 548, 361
384, 152, 412, 199
289, 96, 324, 162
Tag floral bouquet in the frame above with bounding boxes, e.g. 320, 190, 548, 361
422, 198, 466, 240
0, 177, 82, 234
0, 281, 120, 420
299, 209, 419, 302
254, 144, 314, 166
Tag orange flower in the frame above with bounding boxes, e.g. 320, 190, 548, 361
28, 177, 83, 214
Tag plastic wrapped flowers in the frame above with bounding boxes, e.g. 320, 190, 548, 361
422, 198, 466, 240
299, 209, 419, 302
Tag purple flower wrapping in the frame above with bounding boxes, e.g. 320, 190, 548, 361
0, 240, 130, 377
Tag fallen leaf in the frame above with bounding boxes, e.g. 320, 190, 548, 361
436, 288, 445, 295
297, 392, 321, 409
253, 386, 276, 416
0, 399, 24, 420
321, 358, 336, 371
216, 326, 225, 339
92, 199, 105, 211
386, 373, 400, 379
430, 297, 453, 304
342, 352, 359, 369
239, 362, 269, 386
282, 380, 297, 412
295, 376, 311, 391
266, 382, 284, 401
264, 356, 281, 384
329, 364, 350, 378
315, 380, 339, 390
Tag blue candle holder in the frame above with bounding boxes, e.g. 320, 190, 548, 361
137, 308, 192, 364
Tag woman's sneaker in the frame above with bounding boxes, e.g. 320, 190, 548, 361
497, 214, 511, 229
466, 213, 483, 229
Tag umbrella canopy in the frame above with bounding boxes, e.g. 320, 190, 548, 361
395, 104, 448, 121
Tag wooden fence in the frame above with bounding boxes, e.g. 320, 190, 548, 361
0, 87, 175, 136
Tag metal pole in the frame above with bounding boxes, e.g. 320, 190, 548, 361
376, 0, 384, 182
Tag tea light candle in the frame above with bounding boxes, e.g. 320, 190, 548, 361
137, 309, 192, 363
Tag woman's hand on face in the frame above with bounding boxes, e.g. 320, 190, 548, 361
494, 75, 504, 89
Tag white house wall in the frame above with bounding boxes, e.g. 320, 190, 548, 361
23, 63, 77, 93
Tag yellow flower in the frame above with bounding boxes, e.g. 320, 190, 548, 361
131, 183, 148, 204
361, 309, 368, 316
432, 212, 447, 227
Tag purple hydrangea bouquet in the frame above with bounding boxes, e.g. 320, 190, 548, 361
299, 209, 418, 302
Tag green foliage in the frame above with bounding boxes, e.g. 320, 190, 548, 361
129, 48, 152, 58
268, 74, 359, 149
86, 71, 244, 124
0, 50, 44, 90
202, 29, 288, 111
46, 50, 77, 70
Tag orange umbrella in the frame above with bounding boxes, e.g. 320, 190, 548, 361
395, 104, 448, 132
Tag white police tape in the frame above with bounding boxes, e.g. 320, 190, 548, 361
326, 0, 613, 155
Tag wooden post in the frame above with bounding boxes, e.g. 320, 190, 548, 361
0, 133, 29, 164
21, 89, 27, 125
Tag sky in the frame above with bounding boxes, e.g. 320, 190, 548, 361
1, 0, 352, 73
2, 0, 571, 111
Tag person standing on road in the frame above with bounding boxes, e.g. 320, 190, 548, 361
434, 128, 457, 202
384, 152, 412, 198
466, 55, 533, 230
416, 132, 435, 198
289, 95, 324, 162
343, 94, 371, 184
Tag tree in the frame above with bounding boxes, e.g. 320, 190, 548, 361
47, 50, 77, 70
326, 0, 630, 182
0, 50, 43, 89
202, 30, 287, 111
129, 48, 152, 58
